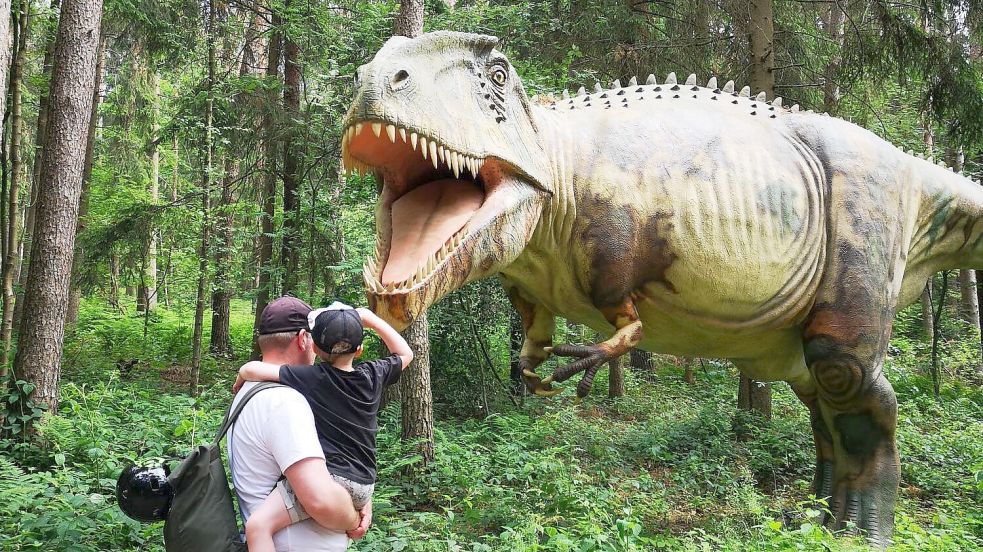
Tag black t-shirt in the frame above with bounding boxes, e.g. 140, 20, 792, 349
279, 355, 403, 485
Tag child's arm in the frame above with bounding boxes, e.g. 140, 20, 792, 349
356, 308, 414, 369
239, 360, 283, 382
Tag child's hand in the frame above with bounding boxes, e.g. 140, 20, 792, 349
356, 307, 379, 329
232, 374, 245, 394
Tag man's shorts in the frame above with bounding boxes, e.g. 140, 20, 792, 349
276, 474, 375, 523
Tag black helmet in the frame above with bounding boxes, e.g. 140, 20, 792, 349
116, 465, 173, 522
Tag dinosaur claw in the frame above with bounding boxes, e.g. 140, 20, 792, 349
534, 386, 562, 398
522, 369, 539, 379
572, 395, 583, 405
543, 346, 554, 354
541, 375, 554, 385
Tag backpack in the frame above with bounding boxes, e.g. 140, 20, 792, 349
164, 382, 284, 552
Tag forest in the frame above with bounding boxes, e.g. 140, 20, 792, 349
0, 0, 982, 550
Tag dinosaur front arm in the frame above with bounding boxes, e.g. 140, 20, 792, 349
541, 298, 642, 398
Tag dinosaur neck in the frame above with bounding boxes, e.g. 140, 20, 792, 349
524, 106, 581, 254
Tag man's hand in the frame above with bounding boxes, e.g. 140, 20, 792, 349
346, 500, 372, 540
232, 374, 245, 394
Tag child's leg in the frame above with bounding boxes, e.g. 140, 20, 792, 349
244, 487, 293, 552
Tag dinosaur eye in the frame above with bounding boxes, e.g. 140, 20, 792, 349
490, 67, 507, 87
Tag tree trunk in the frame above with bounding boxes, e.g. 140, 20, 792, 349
608, 354, 625, 398
393, 0, 433, 469
190, 0, 216, 396
14, 5, 55, 331
209, 154, 234, 357
108, 248, 120, 310
138, 68, 160, 312
13, 0, 103, 416
821, 0, 844, 114
738, 0, 775, 421
280, 22, 301, 295
629, 349, 655, 371
65, 31, 105, 326
400, 312, 434, 467
2, 0, 31, 367
508, 307, 524, 394
250, 13, 282, 360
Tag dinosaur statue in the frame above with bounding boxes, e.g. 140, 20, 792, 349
341, 31, 983, 546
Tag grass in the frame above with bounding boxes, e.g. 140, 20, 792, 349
0, 299, 981, 551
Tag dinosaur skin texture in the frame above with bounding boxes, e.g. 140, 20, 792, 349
341, 31, 983, 547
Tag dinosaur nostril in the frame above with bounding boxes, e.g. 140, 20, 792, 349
391, 69, 410, 89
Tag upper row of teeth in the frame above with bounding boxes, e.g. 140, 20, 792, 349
341, 122, 486, 179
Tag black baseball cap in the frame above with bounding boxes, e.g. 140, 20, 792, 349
258, 297, 313, 335
309, 302, 364, 354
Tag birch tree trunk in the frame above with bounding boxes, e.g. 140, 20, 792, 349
737, 0, 774, 421
14, 0, 104, 415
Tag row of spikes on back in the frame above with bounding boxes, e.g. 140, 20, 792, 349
532, 72, 981, 185
532, 72, 803, 113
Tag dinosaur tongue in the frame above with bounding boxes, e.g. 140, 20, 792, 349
382, 179, 483, 285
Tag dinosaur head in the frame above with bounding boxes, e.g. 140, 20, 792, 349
342, 32, 552, 330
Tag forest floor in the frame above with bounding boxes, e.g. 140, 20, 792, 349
1, 300, 981, 551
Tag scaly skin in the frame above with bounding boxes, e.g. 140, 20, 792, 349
340, 32, 983, 547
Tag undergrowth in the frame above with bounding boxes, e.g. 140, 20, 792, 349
0, 299, 980, 551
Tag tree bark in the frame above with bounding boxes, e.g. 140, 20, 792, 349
65, 31, 105, 326
738, 0, 775, 421
14, 0, 103, 415
508, 307, 524, 394
250, 13, 282, 360
209, 154, 234, 357
393, 0, 434, 469
400, 312, 434, 467
138, 68, 160, 312
2, 0, 31, 366
190, 0, 216, 396
629, 349, 655, 371
608, 354, 625, 398
821, 0, 844, 114
279, 18, 301, 295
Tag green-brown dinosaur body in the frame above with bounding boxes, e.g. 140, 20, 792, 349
341, 32, 983, 547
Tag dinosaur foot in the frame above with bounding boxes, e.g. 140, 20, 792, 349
826, 485, 893, 549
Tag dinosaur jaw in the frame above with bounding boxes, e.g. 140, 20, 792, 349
343, 120, 544, 330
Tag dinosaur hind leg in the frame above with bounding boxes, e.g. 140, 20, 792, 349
791, 382, 836, 512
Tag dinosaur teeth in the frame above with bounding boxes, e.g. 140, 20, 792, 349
385, 124, 396, 143
739, 86, 750, 97
355, 122, 364, 136
372, 122, 382, 138
420, 137, 428, 160
398, 127, 407, 142
410, 132, 418, 150
685, 73, 696, 86
429, 143, 438, 169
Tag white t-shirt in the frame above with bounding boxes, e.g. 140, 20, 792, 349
228, 381, 349, 552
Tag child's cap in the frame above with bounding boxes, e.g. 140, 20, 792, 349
308, 301, 364, 355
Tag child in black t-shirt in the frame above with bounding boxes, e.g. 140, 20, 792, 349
237, 302, 414, 552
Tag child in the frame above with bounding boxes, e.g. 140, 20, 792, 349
238, 302, 414, 551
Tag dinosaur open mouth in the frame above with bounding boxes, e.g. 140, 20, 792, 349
342, 120, 511, 294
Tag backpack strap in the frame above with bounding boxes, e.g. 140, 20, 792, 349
212, 381, 285, 445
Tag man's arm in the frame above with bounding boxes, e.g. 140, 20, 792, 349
239, 360, 282, 382
357, 308, 414, 369
282, 458, 360, 532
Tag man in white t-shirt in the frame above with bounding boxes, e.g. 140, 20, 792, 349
229, 297, 371, 551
